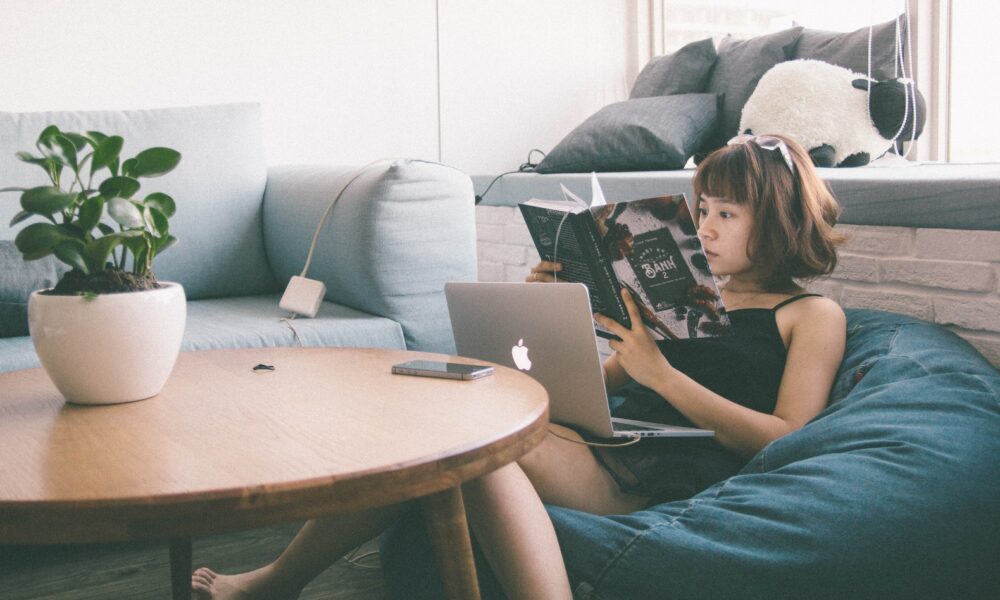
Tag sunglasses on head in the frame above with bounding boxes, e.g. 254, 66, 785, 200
727, 134, 795, 175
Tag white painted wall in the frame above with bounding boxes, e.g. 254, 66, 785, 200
0, 0, 631, 173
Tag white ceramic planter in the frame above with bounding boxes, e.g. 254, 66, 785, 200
28, 282, 186, 405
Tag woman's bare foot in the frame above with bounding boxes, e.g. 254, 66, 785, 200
191, 564, 302, 600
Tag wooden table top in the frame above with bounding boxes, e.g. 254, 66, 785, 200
0, 347, 549, 543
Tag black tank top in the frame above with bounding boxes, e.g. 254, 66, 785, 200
655, 293, 821, 414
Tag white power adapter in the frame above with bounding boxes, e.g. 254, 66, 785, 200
279, 275, 326, 318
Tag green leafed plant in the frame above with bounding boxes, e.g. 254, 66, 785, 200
1, 126, 181, 295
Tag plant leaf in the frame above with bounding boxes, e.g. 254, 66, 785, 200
130, 147, 181, 178
121, 158, 137, 177
14, 222, 64, 260
84, 131, 108, 145
53, 239, 89, 274
108, 197, 145, 228
144, 205, 169, 235
97, 223, 115, 235
53, 135, 78, 171
36, 125, 62, 149
98, 176, 141, 199
9, 210, 33, 227
78, 195, 105, 233
91, 135, 123, 175
154, 234, 178, 256
62, 133, 90, 151
83, 234, 126, 272
20, 186, 76, 215
15, 152, 48, 167
144, 192, 176, 217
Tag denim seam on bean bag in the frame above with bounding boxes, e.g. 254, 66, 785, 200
587, 479, 736, 596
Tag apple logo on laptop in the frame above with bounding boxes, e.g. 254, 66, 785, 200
511, 339, 532, 371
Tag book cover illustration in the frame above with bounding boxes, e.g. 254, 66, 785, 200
592, 194, 731, 340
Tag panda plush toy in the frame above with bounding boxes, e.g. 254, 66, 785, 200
739, 59, 926, 167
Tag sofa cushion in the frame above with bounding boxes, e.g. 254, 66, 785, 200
534, 95, 718, 173
0, 335, 40, 373
182, 295, 405, 351
0, 241, 69, 338
705, 27, 804, 151
0, 103, 274, 301
794, 15, 907, 81
380, 309, 1000, 598
629, 38, 718, 99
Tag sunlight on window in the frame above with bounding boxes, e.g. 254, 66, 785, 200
949, 5, 1000, 162
663, 0, 904, 52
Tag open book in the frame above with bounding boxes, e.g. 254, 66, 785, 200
518, 175, 731, 340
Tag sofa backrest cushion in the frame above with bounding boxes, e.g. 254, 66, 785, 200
704, 27, 803, 152
0, 103, 274, 300
262, 160, 477, 353
0, 241, 68, 338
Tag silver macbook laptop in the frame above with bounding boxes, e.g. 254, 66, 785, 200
445, 282, 713, 439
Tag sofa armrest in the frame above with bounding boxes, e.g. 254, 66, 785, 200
262, 160, 477, 353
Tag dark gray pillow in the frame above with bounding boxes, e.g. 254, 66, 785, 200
630, 38, 718, 99
535, 94, 718, 173
705, 27, 804, 151
0, 241, 69, 337
794, 15, 907, 80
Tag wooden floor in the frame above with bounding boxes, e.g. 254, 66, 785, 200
0, 523, 388, 599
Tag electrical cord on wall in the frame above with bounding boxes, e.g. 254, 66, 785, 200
475, 149, 547, 204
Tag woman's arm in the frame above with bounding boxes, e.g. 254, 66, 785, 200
597, 290, 846, 457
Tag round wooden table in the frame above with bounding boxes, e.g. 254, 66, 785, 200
0, 347, 549, 599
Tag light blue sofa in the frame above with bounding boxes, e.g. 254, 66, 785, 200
0, 104, 477, 372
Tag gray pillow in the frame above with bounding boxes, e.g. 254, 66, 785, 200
705, 27, 804, 151
630, 38, 718, 98
0, 241, 69, 338
535, 94, 718, 173
794, 15, 907, 80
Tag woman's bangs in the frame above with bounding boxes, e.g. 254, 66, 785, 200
697, 150, 751, 205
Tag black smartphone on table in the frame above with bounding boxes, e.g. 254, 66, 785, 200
391, 360, 495, 380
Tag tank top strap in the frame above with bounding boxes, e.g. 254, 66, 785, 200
772, 293, 822, 311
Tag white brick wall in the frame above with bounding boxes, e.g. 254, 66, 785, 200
475, 208, 1000, 368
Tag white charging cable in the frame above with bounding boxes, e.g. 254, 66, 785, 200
278, 158, 398, 320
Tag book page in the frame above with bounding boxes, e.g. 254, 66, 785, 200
591, 195, 731, 340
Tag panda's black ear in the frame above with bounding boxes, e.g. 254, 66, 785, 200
852, 78, 872, 90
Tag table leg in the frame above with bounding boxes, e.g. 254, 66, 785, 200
169, 537, 193, 600
420, 486, 481, 600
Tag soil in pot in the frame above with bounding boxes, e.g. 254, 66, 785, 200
48, 267, 160, 296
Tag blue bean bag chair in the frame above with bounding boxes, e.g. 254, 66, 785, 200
380, 309, 1000, 599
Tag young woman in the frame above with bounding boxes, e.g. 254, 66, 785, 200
192, 134, 847, 599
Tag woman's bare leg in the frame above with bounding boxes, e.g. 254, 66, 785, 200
191, 504, 406, 600
463, 462, 573, 600
520, 424, 650, 515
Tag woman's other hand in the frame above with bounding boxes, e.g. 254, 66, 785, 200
594, 288, 673, 389
526, 261, 562, 283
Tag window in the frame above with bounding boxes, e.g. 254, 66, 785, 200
948, 3, 1000, 162
662, 0, 904, 53
654, 1, 997, 163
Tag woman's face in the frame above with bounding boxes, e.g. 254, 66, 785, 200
696, 194, 755, 279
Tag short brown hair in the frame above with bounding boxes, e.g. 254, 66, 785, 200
692, 134, 845, 291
